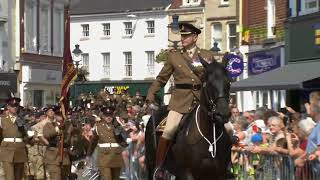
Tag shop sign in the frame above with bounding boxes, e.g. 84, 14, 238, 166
0, 73, 17, 92
105, 85, 129, 94
248, 48, 281, 75
224, 54, 244, 78
314, 23, 320, 45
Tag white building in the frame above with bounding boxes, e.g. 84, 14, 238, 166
70, 0, 170, 98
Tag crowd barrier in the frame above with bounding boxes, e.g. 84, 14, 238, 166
231, 149, 320, 180
126, 141, 147, 180
72, 141, 147, 180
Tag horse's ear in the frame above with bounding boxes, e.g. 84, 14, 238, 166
199, 55, 209, 69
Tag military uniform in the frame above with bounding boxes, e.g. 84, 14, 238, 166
147, 47, 214, 114
27, 117, 51, 179
95, 107, 125, 180
43, 120, 71, 180
147, 23, 215, 176
0, 114, 28, 180
0, 97, 28, 180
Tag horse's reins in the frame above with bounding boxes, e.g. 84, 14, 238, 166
195, 83, 227, 158
195, 105, 223, 158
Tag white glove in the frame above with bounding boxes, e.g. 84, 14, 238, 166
55, 126, 60, 133
126, 138, 132, 144
27, 130, 35, 137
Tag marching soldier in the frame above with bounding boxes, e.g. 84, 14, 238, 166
0, 97, 29, 180
27, 107, 56, 179
93, 107, 126, 180
146, 22, 215, 178
42, 108, 71, 180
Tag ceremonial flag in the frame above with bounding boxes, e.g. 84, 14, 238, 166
59, 7, 77, 120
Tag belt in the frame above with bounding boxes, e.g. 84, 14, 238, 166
175, 84, 202, 91
3, 138, 23, 142
98, 143, 120, 148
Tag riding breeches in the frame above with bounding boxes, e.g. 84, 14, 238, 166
162, 110, 183, 140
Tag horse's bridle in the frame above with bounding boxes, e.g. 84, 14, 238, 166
202, 82, 229, 120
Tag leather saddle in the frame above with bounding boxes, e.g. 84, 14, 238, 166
156, 106, 203, 145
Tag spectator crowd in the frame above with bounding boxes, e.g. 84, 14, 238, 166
229, 91, 320, 179
1, 88, 320, 180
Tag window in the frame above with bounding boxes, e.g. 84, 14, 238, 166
267, 0, 276, 38
25, 0, 37, 52
146, 51, 155, 76
212, 23, 222, 50
81, 53, 89, 72
220, 0, 229, 5
183, 0, 200, 6
102, 53, 110, 77
33, 90, 44, 108
102, 23, 110, 36
301, 0, 320, 15
39, 2, 51, 53
124, 52, 132, 77
146, 21, 155, 34
82, 24, 89, 37
227, 23, 237, 51
306, 0, 318, 9
124, 22, 133, 35
53, 5, 63, 56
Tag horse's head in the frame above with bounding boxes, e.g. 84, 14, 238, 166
199, 59, 231, 125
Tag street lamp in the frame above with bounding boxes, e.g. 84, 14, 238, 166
169, 14, 180, 34
210, 41, 221, 53
168, 14, 180, 49
72, 44, 82, 69
210, 41, 224, 61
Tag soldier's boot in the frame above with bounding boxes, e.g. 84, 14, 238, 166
154, 137, 171, 180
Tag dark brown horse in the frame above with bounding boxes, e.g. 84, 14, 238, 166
146, 60, 232, 180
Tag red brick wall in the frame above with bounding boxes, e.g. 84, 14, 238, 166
243, 0, 287, 45
275, 0, 287, 40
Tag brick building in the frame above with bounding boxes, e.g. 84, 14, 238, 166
232, 0, 289, 111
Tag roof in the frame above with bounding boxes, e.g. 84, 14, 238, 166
231, 60, 320, 91
70, 0, 171, 15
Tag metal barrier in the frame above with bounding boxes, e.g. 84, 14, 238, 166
126, 141, 147, 180
231, 149, 320, 180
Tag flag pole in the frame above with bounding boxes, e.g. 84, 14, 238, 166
59, 2, 77, 166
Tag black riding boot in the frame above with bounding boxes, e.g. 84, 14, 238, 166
154, 137, 171, 179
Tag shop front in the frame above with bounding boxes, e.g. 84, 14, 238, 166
232, 46, 286, 111
20, 64, 61, 108
232, 12, 320, 112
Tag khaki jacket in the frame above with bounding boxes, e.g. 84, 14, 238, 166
31, 118, 51, 137
0, 115, 27, 163
43, 121, 70, 165
147, 47, 215, 113
95, 121, 124, 168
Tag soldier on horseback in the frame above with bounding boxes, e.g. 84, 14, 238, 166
146, 22, 216, 179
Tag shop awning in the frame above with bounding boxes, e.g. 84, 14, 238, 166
231, 60, 320, 92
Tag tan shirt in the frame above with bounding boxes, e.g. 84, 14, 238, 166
31, 118, 51, 137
